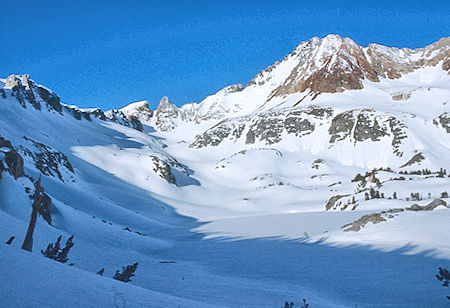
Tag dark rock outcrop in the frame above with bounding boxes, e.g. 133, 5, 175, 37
21, 137, 74, 182
2, 75, 144, 131
0, 136, 53, 225
3, 75, 64, 112
329, 109, 389, 143
4, 151, 24, 179
1, 136, 25, 179
400, 153, 425, 168
341, 213, 387, 232
437, 113, 450, 133
36, 86, 62, 113
407, 199, 447, 211
150, 155, 177, 185
104, 109, 143, 131
191, 106, 332, 148
325, 194, 350, 211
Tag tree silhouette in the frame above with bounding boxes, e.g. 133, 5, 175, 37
113, 262, 139, 282
21, 177, 43, 252
41, 235, 74, 263
436, 267, 450, 300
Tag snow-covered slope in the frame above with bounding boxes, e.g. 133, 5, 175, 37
1, 34, 450, 307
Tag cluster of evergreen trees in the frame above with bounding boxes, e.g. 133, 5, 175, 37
364, 187, 384, 200
10, 175, 140, 283
436, 267, 450, 300
41, 235, 74, 263
399, 168, 447, 177
96, 262, 139, 283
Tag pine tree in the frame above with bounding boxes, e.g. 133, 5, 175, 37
113, 262, 139, 282
55, 235, 74, 263
41, 235, 62, 259
41, 235, 74, 263
96, 268, 105, 276
436, 267, 450, 287
369, 187, 376, 199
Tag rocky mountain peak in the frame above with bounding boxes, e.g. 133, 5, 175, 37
4, 74, 31, 90
2, 74, 62, 112
257, 35, 450, 101
159, 96, 171, 104
120, 100, 153, 121
266, 36, 379, 99
144, 35, 449, 133
155, 96, 180, 131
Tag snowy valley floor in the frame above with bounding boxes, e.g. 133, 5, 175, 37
3, 203, 450, 307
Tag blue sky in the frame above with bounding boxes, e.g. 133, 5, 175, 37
1, 0, 449, 109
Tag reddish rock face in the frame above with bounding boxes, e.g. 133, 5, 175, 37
265, 35, 450, 100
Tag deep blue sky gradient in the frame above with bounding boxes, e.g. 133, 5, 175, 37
1, 0, 449, 109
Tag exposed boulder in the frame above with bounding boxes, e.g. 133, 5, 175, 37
4, 150, 24, 179
341, 213, 387, 232
407, 199, 447, 211
423, 199, 447, 210
407, 204, 423, 211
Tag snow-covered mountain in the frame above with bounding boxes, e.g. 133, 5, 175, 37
147, 34, 449, 131
1, 35, 450, 307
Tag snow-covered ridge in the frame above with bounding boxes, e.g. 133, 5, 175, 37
0, 74, 147, 131
149, 34, 449, 131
